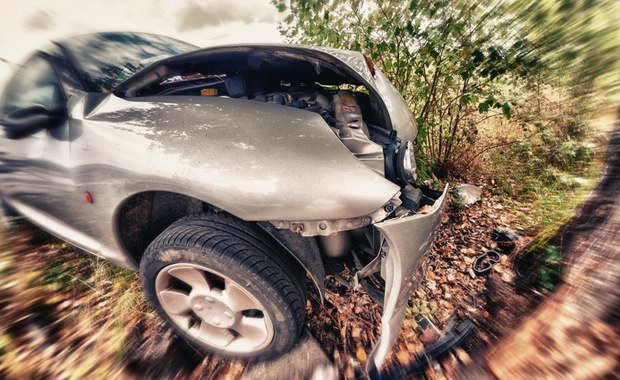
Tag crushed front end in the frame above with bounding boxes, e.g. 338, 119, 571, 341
367, 184, 448, 373
114, 45, 449, 373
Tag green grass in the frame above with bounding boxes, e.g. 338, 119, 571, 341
538, 245, 564, 290
528, 177, 595, 231
484, 117, 604, 291
39, 259, 90, 292
495, 160, 599, 232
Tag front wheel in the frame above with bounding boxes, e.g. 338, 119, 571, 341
139, 212, 306, 359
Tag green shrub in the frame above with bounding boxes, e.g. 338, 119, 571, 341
539, 245, 564, 290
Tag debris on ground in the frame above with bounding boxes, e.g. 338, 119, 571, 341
454, 184, 483, 206
491, 227, 519, 253
472, 250, 501, 275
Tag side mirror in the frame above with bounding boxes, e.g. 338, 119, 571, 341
0, 105, 67, 139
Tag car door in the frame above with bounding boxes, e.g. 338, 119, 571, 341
0, 53, 76, 226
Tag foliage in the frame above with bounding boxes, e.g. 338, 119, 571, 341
450, 189, 467, 212
273, 0, 620, 176
406, 299, 437, 320
508, 0, 620, 97
538, 245, 564, 290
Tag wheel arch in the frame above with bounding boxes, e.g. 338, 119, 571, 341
113, 190, 207, 266
113, 190, 325, 299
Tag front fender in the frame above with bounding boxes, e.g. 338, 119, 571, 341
367, 184, 449, 374
78, 94, 400, 222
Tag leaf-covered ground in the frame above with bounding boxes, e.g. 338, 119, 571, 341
0, 189, 555, 379
303, 188, 544, 378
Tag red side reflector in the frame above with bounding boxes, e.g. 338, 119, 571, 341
84, 192, 94, 204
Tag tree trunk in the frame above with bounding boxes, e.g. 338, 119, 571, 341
486, 114, 620, 379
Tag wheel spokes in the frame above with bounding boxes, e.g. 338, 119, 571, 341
233, 316, 268, 346
155, 262, 275, 353
158, 289, 192, 315
195, 321, 234, 347
225, 279, 261, 313
168, 266, 210, 291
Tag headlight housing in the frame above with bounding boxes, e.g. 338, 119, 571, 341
396, 140, 417, 184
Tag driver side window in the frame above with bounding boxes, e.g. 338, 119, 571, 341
1, 54, 63, 115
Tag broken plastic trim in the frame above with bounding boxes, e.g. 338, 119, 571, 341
366, 184, 449, 374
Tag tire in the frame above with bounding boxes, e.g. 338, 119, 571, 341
140, 212, 306, 360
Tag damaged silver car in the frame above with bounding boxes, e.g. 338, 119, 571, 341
0, 32, 447, 373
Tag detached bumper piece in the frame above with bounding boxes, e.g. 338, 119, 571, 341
366, 184, 449, 374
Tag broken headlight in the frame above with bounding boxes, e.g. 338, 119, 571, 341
397, 140, 417, 183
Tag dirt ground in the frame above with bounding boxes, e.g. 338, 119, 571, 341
484, 111, 620, 379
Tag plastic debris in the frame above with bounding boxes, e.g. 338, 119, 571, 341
492, 227, 518, 252
455, 184, 482, 205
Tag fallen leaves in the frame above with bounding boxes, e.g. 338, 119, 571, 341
0, 227, 207, 379
454, 347, 472, 365
356, 346, 367, 364
396, 350, 411, 365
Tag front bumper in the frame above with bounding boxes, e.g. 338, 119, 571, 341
367, 184, 449, 373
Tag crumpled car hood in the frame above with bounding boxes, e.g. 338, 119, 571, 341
76, 94, 400, 222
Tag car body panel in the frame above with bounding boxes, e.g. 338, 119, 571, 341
73, 93, 400, 222
368, 184, 449, 373
372, 70, 417, 142
3, 91, 400, 266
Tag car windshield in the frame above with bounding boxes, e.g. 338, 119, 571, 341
60, 32, 198, 92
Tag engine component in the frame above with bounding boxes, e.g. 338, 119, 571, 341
400, 184, 422, 210
332, 91, 369, 136
331, 91, 385, 175
367, 125, 418, 189
318, 232, 351, 258
225, 75, 246, 97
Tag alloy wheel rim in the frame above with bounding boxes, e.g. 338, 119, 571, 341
155, 262, 274, 353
